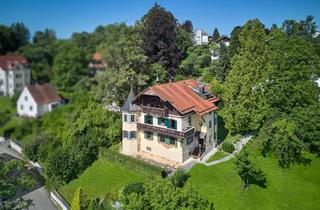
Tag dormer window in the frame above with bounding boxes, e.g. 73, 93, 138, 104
25, 96, 28, 101
124, 114, 127, 122
130, 115, 135, 123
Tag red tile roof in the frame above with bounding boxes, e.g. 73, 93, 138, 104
27, 83, 62, 105
140, 80, 219, 116
92, 52, 102, 61
0, 55, 27, 71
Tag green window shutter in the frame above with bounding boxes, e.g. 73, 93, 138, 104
158, 117, 161, 125
165, 119, 169, 128
144, 115, 147, 123
173, 120, 177, 130
150, 116, 153, 124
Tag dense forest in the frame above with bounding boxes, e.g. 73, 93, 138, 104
1, 3, 320, 209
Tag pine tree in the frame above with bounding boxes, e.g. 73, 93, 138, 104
212, 28, 220, 41
70, 187, 89, 210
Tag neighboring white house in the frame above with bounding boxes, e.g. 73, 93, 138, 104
17, 83, 64, 118
194, 29, 209, 45
0, 55, 31, 97
216, 36, 230, 47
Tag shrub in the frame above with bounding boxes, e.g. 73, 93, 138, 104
170, 169, 189, 188
222, 141, 235, 153
122, 182, 145, 196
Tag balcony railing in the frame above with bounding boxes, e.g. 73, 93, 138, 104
137, 123, 194, 139
142, 106, 169, 116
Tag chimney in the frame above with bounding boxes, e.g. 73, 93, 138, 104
199, 84, 205, 95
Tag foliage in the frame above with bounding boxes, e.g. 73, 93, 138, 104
120, 179, 214, 210
170, 168, 190, 188
142, 3, 180, 76
214, 42, 230, 82
70, 187, 89, 210
0, 22, 29, 54
0, 159, 35, 210
87, 198, 113, 210
212, 27, 220, 41
222, 19, 269, 134
222, 141, 235, 153
122, 182, 145, 196
176, 27, 193, 60
179, 45, 212, 77
180, 20, 193, 33
52, 41, 90, 91
257, 118, 309, 168
228, 26, 242, 58
234, 150, 266, 190
101, 148, 161, 179
33, 28, 57, 45
210, 79, 224, 99
281, 15, 317, 38
94, 23, 149, 105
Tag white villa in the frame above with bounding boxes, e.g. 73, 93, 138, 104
194, 29, 209, 45
0, 55, 31, 97
121, 79, 219, 164
17, 83, 64, 118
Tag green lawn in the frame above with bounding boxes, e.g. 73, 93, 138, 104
59, 157, 150, 203
189, 150, 320, 210
207, 150, 228, 162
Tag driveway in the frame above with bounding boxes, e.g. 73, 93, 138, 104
0, 140, 57, 210
23, 187, 57, 210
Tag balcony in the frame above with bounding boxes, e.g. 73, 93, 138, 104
142, 106, 169, 116
137, 123, 194, 139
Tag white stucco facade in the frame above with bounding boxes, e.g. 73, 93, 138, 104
0, 64, 30, 97
194, 29, 209, 45
17, 86, 63, 118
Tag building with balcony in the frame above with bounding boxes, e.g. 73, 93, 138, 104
0, 55, 31, 97
121, 79, 219, 164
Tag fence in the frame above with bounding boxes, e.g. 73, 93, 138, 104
50, 190, 70, 210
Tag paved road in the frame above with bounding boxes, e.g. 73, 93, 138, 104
23, 187, 57, 210
0, 140, 57, 210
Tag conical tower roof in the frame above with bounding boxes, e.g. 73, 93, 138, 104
120, 84, 140, 112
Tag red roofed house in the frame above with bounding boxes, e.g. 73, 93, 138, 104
121, 79, 219, 164
17, 83, 64, 118
0, 55, 30, 96
88, 52, 106, 76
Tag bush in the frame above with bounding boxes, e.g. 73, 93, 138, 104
122, 182, 145, 196
170, 169, 189, 188
222, 141, 235, 153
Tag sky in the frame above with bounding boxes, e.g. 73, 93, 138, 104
0, 0, 319, 39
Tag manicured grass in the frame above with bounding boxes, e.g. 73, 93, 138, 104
59, 157, 149, 203
207, 150, 228, 162
189, 149, 320, 210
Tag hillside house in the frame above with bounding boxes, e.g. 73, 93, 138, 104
17, 83, 64, 118
0, 55, 31, 97
121, 80, 219, 164
194, 29, 209, 45
89, 52, 106, 76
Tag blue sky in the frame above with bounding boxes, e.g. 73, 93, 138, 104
0, 0, 319, 39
